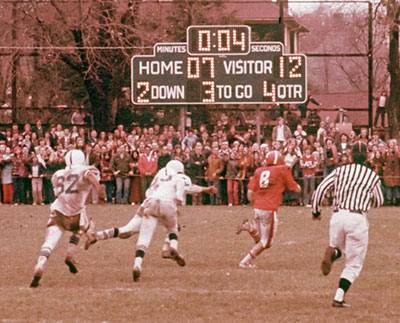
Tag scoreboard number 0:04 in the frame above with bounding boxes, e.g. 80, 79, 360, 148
131, 25, 307, 104
197, 29, 247, 52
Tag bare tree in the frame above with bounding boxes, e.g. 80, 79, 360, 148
10, 0, 143, 130
385, 0, 400, 136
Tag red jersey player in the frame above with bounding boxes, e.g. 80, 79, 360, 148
237, 150, 301, 268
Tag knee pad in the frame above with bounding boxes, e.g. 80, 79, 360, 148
69, 235, 80, 245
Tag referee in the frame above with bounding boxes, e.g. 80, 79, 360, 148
311, 141, 384, 308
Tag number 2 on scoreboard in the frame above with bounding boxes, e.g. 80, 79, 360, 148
279, 56, 302, 78
137, 81, 150, 103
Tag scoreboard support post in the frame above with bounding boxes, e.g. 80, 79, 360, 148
256, 105, 261, 145
180, 106, 187, 138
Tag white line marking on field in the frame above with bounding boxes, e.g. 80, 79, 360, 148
11, 286, 322, 297
282, 240, 296, 245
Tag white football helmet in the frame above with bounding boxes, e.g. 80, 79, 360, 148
65, 149, 85, 167
166, 160, 184, 174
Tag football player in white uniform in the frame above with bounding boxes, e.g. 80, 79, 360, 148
85, 160, 216, 281
30, 149, 105, 288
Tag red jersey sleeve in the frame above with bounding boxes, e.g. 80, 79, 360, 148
284, 167, 300, 192
248, 175, 256, 191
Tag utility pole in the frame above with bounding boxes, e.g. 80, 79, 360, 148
278, 0, 285, 45
11, 1, 18, 123
368, 1, 373, 133
387, 0, 400, 137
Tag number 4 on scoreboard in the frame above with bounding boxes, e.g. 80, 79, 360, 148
263, 81, 276, 102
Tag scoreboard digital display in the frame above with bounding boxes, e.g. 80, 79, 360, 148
131, 25, 307, 105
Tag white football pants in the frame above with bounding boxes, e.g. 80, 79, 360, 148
329, 209, 369, 283
136, 198, 179, 251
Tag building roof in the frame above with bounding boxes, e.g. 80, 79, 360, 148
312, 92, 369, 126
225, 1, 308, 32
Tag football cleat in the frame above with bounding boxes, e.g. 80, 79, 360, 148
65, 257, 78, 274
239, 261, 256, 269
132, 267, 141, 282
30, 271, 42, 288
170, 249, 186, 267
84, 237, 97, 250
321, 246, 338, 276
236, 219, 250, 235
332, 300, 351, 308
161, 250, 172, 259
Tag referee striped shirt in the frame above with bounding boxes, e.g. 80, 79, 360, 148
311, 163, 384, 213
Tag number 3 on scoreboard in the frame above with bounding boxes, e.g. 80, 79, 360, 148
259, 170, 271, 188
137, 81, 150, 103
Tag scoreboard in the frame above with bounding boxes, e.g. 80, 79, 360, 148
131, 25, 307, 105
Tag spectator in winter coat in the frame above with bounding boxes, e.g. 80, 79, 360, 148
138, 145, 158, 201
272, 117, 292, 144
205, 147, 224, 205
28, 155, 46, 205
111, 145, 133, 204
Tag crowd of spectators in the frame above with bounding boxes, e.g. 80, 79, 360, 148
0, 111, 399, 207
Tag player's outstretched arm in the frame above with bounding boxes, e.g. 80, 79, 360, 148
185, 184, 217, 195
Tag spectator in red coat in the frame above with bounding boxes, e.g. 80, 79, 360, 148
138, 145, 158, 201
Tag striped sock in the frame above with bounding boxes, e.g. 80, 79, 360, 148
96, 228, 117, 240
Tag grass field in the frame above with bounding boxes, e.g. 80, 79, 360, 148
0, 204, 399, 322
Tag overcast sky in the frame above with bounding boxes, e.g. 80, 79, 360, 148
287, 0, 381, 13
